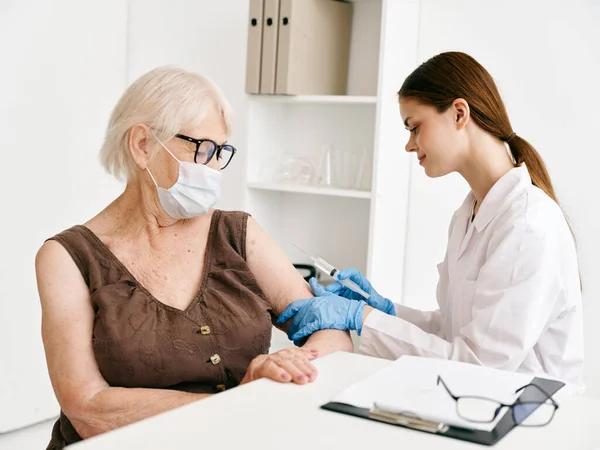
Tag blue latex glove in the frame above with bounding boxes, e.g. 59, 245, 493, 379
324, 268, 396, 316
277, 278, 366, 344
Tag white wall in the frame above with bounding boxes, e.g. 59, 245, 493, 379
401, 0, 600, 397
0, 0, 127, 432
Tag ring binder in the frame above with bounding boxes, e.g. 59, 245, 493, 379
259, 0, 280, 94
245, 0, 265, 94
275, 0, 352, 95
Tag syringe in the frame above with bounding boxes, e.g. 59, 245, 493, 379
294, 245, 370, 299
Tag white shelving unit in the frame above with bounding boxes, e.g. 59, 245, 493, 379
244, 0, 420, 317
247, 182, 372, 199
249, 95, 378, 105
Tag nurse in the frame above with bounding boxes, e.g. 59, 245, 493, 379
278, 51, 584, 386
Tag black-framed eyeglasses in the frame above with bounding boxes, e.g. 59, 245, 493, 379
175, 133, 237, 170
437, 376, 559, 427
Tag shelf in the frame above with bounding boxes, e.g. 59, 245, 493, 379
247, 182, 372, 199
249, 95, 377, 105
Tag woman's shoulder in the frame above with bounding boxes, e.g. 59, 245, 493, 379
499, 186, 568, 236
210, 209, 253, 259
45, 224, 98, 255
216, 209, 250, 222
488, 187, 576, 263
213, 209, 252, 233
38, 225, 101, 288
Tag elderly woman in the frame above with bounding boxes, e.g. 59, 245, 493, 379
35, 66, 352, 449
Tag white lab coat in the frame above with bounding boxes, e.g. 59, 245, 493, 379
359, 165, 584, 386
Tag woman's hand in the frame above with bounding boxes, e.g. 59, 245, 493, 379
325, 268, 375, 300
277, 279, 366, 342
240, 347, 319, 385
324, 269, 396, 316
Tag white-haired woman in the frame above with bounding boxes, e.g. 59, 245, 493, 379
35, 66, 352, 449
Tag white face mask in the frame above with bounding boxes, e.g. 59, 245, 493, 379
146, 135, 222, 220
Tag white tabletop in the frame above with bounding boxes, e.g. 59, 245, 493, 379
69, 352, 600, 449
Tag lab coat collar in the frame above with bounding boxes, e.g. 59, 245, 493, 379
470, 164, 532, 232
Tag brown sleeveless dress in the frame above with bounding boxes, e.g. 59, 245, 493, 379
45, 210, 273, 449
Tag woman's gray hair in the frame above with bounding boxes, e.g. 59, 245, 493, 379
100, 66, 232, 182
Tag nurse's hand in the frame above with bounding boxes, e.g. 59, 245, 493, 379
323, 268, 396, 316
277, 278, 366, 343
325, 268, 374, 299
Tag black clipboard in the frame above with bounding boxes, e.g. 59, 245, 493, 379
321, 376, 565, 446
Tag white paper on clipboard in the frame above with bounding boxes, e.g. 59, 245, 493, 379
333, 356, 536, 431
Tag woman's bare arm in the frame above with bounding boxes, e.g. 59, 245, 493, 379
245, 217, 353, 354
36, 241, 210, 439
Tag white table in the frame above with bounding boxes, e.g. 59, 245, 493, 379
69, 352, 600, 449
